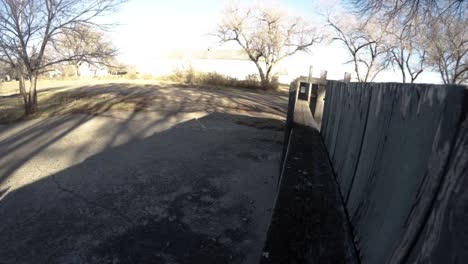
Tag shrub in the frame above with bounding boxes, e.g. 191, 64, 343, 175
141, 73, 154, 80
125, 72, 138, 80
157, 66, 281, 90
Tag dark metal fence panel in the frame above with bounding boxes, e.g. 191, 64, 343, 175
321, 81, 467, 263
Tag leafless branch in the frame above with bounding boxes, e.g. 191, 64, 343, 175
327, 16, 389, 82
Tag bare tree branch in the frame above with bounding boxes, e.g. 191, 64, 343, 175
424, 14, 467, 84
327, 16, 389, 82
352, 0, 467, 26
384, 19, 427, 83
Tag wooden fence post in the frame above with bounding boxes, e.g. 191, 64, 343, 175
308, 66, 313, 83
320, 70, 328, 81
344, 72, 351, 82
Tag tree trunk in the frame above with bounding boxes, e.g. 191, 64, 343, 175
265, 65, 273, 86
24, 75, 38, 115
74, 62, 80, 78
401, 65, 406, 83
254, 61, 274, 89
353, 58, 362, 82
17, 70, 28, 108
255, 63, 266, 84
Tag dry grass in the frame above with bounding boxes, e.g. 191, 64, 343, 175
0, 78, 288, 124
158, 67, 281, 91
0, 80, 155, 123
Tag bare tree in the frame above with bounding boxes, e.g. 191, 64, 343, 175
215, 4, 321, 89
0, 45, 29, 106
353, 0, 467, 24
385, 21, 426, 83
346, 0, 467, 84
327, 17, 389, 82
0, 0, 124, 114
425, 15, 468, 84
52, 25, 117, 77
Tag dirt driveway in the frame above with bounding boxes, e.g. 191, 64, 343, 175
0, 82, 287, 264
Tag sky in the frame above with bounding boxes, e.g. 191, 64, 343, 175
102, 0, 441, 83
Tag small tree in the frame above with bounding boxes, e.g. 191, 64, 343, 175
0, 47, 29, 106
328, 17, 389, 82
385, 20, 426, 83
215, 4, 321, 89
0, 0, 124, 115
348, 0, 467, 84
53, 25, 117, 77
424, 15, 467, 84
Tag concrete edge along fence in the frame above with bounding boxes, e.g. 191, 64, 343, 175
320, 81, 468, 263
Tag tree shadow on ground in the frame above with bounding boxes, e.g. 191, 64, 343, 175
1, 83, 287, 123
0, 113, 283, 264
0, 83, 287, 188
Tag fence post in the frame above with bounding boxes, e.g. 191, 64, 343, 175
308, 66, 313, 83
312, 71, 328, 128
344, 72, 351, 82
320, 70, 328, 81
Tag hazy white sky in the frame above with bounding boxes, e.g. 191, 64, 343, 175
104, 0, 441, 83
